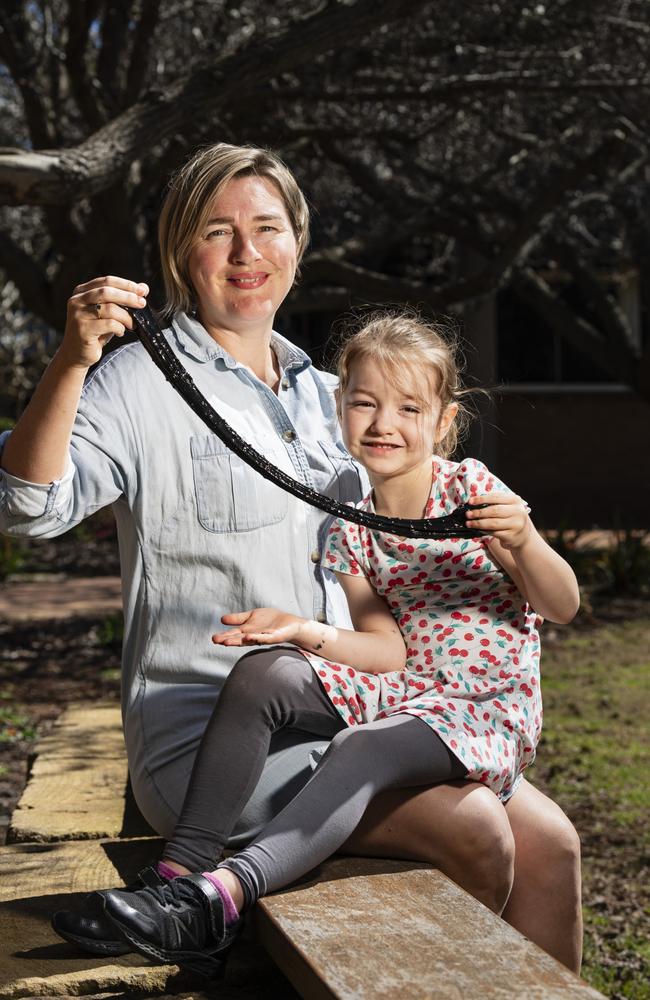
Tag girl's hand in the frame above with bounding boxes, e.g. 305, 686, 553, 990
60, 276, 149, 370
212, 608, 305, 646
466, 493, 533, 550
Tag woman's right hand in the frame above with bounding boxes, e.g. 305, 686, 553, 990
60, 276, 149, 369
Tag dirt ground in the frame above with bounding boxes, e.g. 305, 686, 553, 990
1, 526, 649, 998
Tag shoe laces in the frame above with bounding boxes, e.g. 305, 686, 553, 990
141, 878, 197, 910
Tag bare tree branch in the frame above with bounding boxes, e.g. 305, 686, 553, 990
1, 0, 649, 415
512, 268, 645, 395
124, 0, 162, 105
0, 1, 56, 146
272, 75, 650, 103
319, 141, 484, 249
97, 0, 132, 106
0, 0, 430, 205
485, 132, 632, 280
302, 132, 635, 317
547, 239, 638, 355
0, 229, 53, 321
64, 0, 106, 129
301, 255, 507, 309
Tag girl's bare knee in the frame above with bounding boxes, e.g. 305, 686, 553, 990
540, 812, 581, 879
346, 783, 514, 913
462, 798, 515, 913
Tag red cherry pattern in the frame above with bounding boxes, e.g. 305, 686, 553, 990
304, 458, 543, 802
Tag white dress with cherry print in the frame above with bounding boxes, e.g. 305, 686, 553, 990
304, 457, 542, 802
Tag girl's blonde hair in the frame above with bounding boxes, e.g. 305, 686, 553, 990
158, 143, 310, 318
335, 310, 474, 458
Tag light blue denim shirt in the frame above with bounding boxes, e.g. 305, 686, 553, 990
0, 312, 366, 812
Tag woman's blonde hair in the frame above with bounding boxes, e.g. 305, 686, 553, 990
158, 143, 310, 318
335, 310, 475, 458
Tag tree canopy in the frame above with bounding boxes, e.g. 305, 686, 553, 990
1, 0, 649, 409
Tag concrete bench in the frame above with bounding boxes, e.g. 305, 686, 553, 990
3, 703, 605, 999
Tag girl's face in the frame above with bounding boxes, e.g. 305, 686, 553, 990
187, 174, 297, 338
340, 357, 457, 486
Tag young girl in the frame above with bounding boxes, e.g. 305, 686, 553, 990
93, 313, 579, 976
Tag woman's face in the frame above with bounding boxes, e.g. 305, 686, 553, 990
187, 174, 298, 337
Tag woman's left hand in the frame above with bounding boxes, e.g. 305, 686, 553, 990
466, 493, 533, 550
212, 608, 304, 646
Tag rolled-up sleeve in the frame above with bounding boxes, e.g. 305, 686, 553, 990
0, 430, 80, 535
0, 451, 74, 517
0, 351, 132, 538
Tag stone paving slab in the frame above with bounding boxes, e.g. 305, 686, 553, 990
256, 856, 606, 1000
9, 705, 127, 844
0, 576, 122, 621
0, 839, 297, 999
0, 838, 175, 996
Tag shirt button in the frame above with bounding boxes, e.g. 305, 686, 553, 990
281, 377, 290, 390
310, 550, 321, 563
315, 612, 327, 624
282, 429, 296, 442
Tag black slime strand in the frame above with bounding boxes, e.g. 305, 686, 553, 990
128, 305, 488, 540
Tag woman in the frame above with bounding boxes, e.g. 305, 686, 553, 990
0, 143, 582, 970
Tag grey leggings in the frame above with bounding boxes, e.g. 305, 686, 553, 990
164, 649, 466, 908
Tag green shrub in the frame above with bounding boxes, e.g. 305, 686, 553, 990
546, 526, 650, 598
0, 536, 24, 580
97, 613, 124, 646
0, 418, 20, 579
0, 705, 37, 743
596, 529, 650, 596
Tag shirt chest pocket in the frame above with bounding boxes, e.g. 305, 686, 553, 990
190, 435, 287, 533
316, 440, 365, 503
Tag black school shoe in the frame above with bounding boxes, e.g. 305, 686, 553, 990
51, 866, 165, 956
102, 874, 243, 979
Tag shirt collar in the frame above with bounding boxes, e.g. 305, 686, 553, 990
170, 310, 311, 374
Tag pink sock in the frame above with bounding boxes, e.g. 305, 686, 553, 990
201, 871, 240, 925
157, 860, 182, 881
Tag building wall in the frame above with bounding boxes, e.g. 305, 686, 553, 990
493, 389, 650, 529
